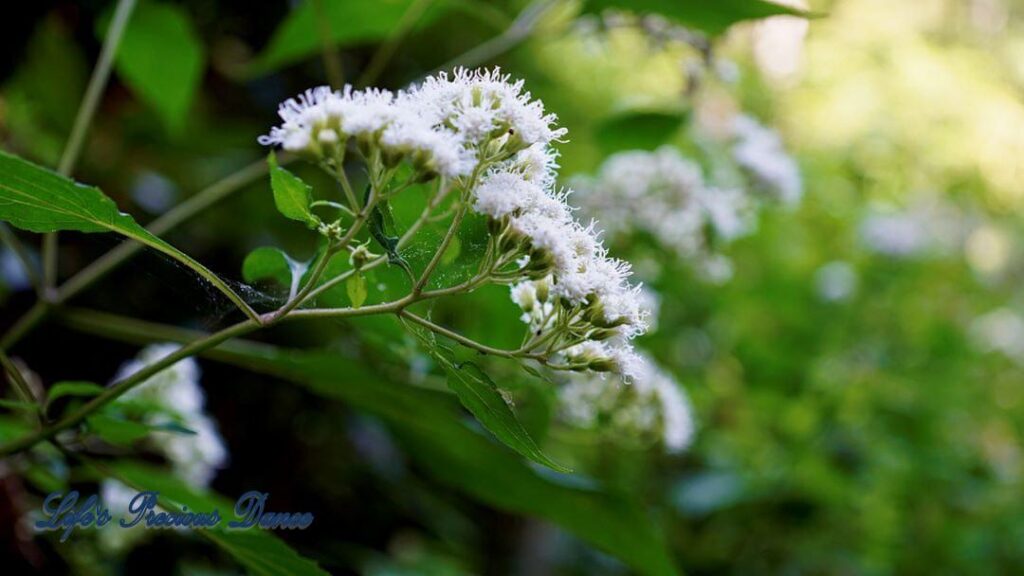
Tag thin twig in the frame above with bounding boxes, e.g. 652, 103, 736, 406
0, 350, 36, 404
432, 0, 556, 74
0, 159, 273, 352
312, 0, 345, 88
358, 0, 435, 87
45, 0, 139, 292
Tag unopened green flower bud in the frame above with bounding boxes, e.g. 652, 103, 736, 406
534, 278, 550, 303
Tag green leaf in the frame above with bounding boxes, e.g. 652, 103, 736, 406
148, 420, 198, 435
0, 151, 257, 320
196, 342, 679, 575
595, 107, 688, 154
583, 0, 812, 35
86, 414, 152, 445
242, 246, 292, 286
45, 381, 105, 409
102, 1, 205, 132
4, 17, 88, 165
366, 188, 414, 279
268, 153, 318, 227
249, 0, 454, 76
0, 415, 33, 444
346, 273, 368, 308
0, 399, 39, 413
431, 346, 570, 473
107, 461, 329, 576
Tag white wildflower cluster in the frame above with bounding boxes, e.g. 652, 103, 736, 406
731, 115, 803, 205
814, 260, 859, 303
859, 196, 967, 258
486, 147, 654, 380
572, 146, 754, 277
113, 344, 228, 488
559, 352, 695, 452
262, 69, 651, 382
259, 68, 566, 180
970, 308, 1024, 363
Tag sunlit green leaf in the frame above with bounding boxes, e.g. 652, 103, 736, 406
347, 273, 367, 308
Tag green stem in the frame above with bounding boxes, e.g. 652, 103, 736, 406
0, 159, 272, 352
45, 0, 139, 291
57, 158, 270, 305
0, 302, 48, 350
358, 0, 435, 87
413, 203, 466, 294
432, 0, 555, 73
267, 240, 340, 321
0, 224, 41, 297
311, 0, 344, 89
300, 178, 451, 305
398, 310, 538, 359
0, 318, 259, 458
0, 349, 36, 404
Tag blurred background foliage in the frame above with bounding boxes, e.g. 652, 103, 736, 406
3, 0, 1024, 574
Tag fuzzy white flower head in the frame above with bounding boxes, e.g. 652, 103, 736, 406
407, 68, 568, 148
559, 353, 695, 452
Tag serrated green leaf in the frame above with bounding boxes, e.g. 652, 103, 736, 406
107, 461, 329, 576
347, 273, 367, 308
583, 0, 812, 35
0, 151, 258, 320
268, 153, 318, 227
102, 1, 205, 132
431, 347, 571, 473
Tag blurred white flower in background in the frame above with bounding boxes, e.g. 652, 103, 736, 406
114, 344, 228, 488
572, 146, 754, 269
859, 196, 969, 258
965, 224, 1013, 277
971, 308, 1024, 362
731, 115, 804, 205
815, 261, 858, 303
751, 0, 810, 83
